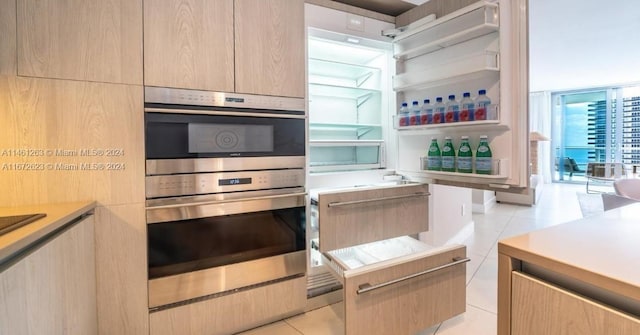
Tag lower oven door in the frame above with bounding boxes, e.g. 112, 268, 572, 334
146, 192, 306, 309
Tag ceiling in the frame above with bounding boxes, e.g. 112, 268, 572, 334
331, 0, 429, 16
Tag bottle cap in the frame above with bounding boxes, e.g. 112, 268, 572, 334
423, 99, 429, 103
479, 89, 486, 95
463, 92, 470, 97
402, 102, 408, 106
444, 136, 451, 140
480, 135, 488, 139
448, 95, 455, 100
412, 101, 419, 105
436, 97, 443, 102
461, 136, 469, 139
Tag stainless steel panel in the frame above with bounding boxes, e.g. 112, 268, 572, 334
144, 107, 306, 119
148, 250, 306, 308
146, 187, 305, 208
144, 86, 305, 111
146, 192, 306, 224
145, 168, 305, 199
146, 156, 305, 175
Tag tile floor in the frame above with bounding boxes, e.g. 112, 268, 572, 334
238, 183, 588, 335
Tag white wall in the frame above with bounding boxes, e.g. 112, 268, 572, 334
530, 0, 640, 91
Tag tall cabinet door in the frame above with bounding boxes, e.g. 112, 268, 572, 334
144, 0, 234, 92
17, 0, 143, 84
234, 0, 305, 98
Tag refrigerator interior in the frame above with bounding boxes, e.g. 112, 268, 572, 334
307, 29, 395, 173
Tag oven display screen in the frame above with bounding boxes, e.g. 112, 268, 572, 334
218, 177, 252, 186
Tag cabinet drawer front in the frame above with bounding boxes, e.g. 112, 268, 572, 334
150, 276, 306, 335
343, 245, 466, 335
512, 272, 640, 335
318, 184, 429, 251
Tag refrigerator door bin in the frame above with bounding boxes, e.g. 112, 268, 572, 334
393, 50, 499, 92
394, 1, 499, 60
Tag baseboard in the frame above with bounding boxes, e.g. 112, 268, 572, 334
472, 195, 497, 213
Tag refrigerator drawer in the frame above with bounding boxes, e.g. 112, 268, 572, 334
316, 183, 429, 252
323, 241, 468, 335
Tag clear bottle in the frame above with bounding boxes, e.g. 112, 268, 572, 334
441, 136, 455, 172
475, 90, 491, 121
398, 102, 409, 127
427, 138, 441, 171
459, 92, 475, 122
457, 136, 473, 173
420, 99, 433, 125
409, 100, 421, 126
476, 135, 493, 174
433, 97, 445, 124
445, 94, 459, 123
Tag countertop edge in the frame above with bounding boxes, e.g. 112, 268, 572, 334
0, 201, 97, 265
498, 237, 640, 303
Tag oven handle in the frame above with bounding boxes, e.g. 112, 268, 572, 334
356, 257, 470, 295
144, 107, 306, 119
146, 192, 307, 223
148, 192, 307, 210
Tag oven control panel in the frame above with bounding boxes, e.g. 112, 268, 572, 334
145, 169, 304, 198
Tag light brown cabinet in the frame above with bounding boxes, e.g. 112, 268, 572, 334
149, 276, 306, 335
498, 205, 640, 335
144, 0, 234, 92
16, 0, 143, 84
144, 0, 304, 98
0, 76, 144, 207
511, 272, 640, 335
0, 0, 16, 75
0, 215, 97, 335
234, 0, 305, 98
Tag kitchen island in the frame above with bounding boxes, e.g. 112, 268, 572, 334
498, 202, 640, 335
0, 201, 97, 335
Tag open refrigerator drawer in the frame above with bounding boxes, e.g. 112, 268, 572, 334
314, 184, 468, 335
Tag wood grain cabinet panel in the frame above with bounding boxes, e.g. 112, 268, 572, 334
342, 246, 466, 335
234, 0, 305, 98
318, 184, 429, 252
94, 204, 149, 335
149, 276, 306, 335
511, 272, 640, 335
17, 0, 143, 84
144, 0, 234, 91
0, 215, 97, 335
0, 0, 16, 75
0, 76, 144, 207
0, 76, 144, 206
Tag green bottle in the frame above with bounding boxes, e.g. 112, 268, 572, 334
441, 136, 455, 172
457, 136, 473, 173
427, 138, 441, 171
476, 135, 493, 174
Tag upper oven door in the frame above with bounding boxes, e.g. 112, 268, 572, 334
145, 111, 305, 160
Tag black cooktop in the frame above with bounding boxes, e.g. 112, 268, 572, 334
0, 213, 47, 236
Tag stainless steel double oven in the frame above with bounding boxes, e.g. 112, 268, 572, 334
144, 87, 306, 309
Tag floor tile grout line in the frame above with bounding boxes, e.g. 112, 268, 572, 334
283, 319, 305, 335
